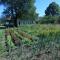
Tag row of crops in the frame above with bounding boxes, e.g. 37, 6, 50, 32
4, 28, 39, 60
17, 24, 60, 60
0, 24, 60, 60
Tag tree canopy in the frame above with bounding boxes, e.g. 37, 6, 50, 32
0, 0, 37, 26
45, 2, 60, 16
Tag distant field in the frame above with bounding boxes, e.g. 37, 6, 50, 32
0, 24, 60, 60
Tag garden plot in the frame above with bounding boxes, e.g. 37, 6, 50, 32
0, 24, 60, 60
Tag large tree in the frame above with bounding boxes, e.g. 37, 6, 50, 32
45, 2, 60, 16
0, 0, 37, 27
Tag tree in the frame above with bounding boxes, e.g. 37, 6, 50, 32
38, 15, 60, 24
0, 0, 37, 27
45, 2, 60, 16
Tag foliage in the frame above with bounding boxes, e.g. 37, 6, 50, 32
19, 24, 60, 36
18, 24, 60, 60
45, 2, 60, 16
6, 35, 15, 48
38, 16, 60, 24
0, 24, 60, 60
0, 0, 37, 26
0, 30, 6, 55
0, 30, 4, 37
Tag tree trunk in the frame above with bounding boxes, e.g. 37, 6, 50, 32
11, 7, 18, 27
14, 20, 17, 27
14, 17, 17, 27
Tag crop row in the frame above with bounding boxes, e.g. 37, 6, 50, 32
5, 28, 35, 50
4, 27, 60, 60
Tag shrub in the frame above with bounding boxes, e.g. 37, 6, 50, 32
39, 16, 60, 24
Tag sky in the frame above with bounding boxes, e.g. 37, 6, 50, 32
0, 0, 60, 17
0, 5, 5, 17
35, 0, 60, 16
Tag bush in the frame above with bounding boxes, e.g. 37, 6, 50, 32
38, 16, 60, 24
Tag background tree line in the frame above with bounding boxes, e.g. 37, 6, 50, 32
0, 1, 60, 25
38, 2, 60, 24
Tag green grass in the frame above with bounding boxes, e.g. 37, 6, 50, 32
0, 29, 6, 55
0, 29, 4, 37
19, 24, 60, 36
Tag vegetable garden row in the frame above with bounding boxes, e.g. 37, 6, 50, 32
4, 28, 38, 60
0, 24, 60, 60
